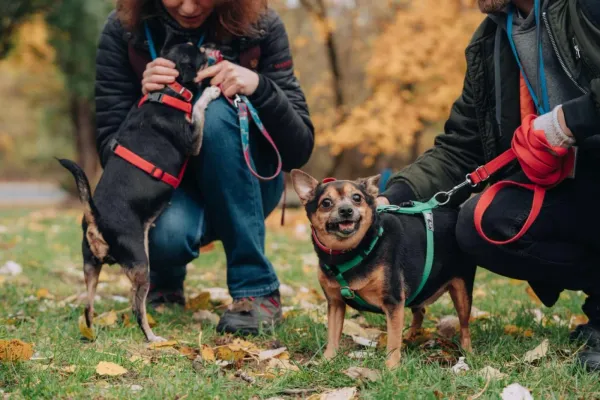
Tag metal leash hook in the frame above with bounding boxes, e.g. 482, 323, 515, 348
433, 174, 477, 206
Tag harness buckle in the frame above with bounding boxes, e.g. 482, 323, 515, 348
472, 166, 490, 185
147, 92, 164, 103
108, 139, 119, 152
150, 167, 165, 180
340, 287, 355, 299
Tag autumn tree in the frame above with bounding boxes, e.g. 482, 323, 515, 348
0, 1, 54, 59
318, 0, 483, 168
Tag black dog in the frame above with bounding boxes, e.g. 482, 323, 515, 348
291, 170, 476, 369
59, 43, 221, 342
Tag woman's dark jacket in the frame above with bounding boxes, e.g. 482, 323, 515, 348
95, 7, 314, 172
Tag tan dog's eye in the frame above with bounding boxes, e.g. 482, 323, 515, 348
321, 199, 333, 209
352, 194, 362, 204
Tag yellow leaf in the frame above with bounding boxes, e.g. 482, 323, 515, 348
569, 314, 589, 330
121, 313, 132, 327
95, 310, 118, 327
504, 324, 534, 338
0, 339, 34, 361
266, 358, 299, 375
35, 288, 51, 299
60, 365, 76, 373
78, 314, 96, 341
146, 313, 157, 327
147, 340, 178, 349
201, 345, 216, 362
96, 361, 128, 376
177, 346, 198, 360
215, 346, 246, 363
185, 292, 211, 311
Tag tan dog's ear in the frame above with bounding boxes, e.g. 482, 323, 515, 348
358, 175, 381, 198
291, 169, 319, 206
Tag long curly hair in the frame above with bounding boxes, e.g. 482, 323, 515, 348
116, 0, 268, 37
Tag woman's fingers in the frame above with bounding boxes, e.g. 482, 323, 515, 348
152, 57, 176, 69
144, 65, 179, 78
221, 76, 244, 98
195, 63, 223, 83
142, 83, 166, 95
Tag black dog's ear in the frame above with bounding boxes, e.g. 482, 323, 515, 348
291, 169, 319, 206
357, 175, 381, 198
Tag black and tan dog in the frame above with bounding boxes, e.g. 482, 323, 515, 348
59, 43, 221, 343
291, 170, 476, 369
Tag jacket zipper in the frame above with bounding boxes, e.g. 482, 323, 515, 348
572, 37, 581, 60
542, 11, 587, 94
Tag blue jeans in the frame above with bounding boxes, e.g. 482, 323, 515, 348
148, 97, 284, 298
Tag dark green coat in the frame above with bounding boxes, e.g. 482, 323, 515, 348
383, 0, 600, 207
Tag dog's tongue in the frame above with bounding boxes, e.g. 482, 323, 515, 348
339, 222, 355, 231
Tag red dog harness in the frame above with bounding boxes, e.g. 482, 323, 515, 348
468, 74, 575, 245
110, 82, 194, 189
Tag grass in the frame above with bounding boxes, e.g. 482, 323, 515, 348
0, 207, 599, 399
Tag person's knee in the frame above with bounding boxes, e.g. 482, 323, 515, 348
149, 204, 201, 266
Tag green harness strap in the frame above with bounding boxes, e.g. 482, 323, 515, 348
322, 197, 439, 312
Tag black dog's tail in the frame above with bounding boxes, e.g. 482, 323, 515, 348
57, 158, 99, 225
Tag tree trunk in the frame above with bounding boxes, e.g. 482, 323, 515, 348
70, 95, 100, 187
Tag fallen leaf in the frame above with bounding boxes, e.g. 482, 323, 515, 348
523, 339, 549, 363
504, 325, 534, 338
203, 287, 232, 305
0, 261, 22, 276
78, 314, 96, 341
130, 385, 143, 392
192, 310, 219, 325
477, 366, 507, 380
451, 356, 470, 374
60, 365, 76, 373
35, 288, 52, 299
178, 346, 198, 360
121, 313, 132, 327
148, 340, 178, 349
216, 346, 246, 363
186, 292, 211, 311
525, 286, 543, 306
569, 314, 588, 330
95, 310, 118, 327
96, 361, 128, 376
258, 347, 288, 361
473, 287, 487, 298
201, 345, 216, 362
266, 358, 299, 375
234, 370, 256, 384
0, 339, 34, 361
529, 309, 544, 324
500, 383, 533, 400
147, 313, 157, 327
343, 367, 380, 382
307, 387, 357, 400
351, 335, 378, 348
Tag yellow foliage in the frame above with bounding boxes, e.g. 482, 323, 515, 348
318, 1, 484, 161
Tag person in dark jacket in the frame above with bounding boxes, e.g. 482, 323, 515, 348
95, 0, 314, 335
378, 0, 600, 371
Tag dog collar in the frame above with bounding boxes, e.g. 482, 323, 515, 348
138, 82, 194, 120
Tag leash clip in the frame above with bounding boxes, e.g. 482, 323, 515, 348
340, 287, 355, 299
433, 175, 474, 206
233, 95, 242, 108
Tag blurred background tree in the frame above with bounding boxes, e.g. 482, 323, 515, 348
0, 0, 483, 189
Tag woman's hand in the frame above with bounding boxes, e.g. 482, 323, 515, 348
142, 58, 179, 95
195, 61, 259, 98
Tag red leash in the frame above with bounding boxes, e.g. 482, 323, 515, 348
468, 74, 575, 245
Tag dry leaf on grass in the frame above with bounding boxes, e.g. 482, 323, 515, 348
504, 325, 534, 338
78, 314, 96, 341
146, 313, 158, 327
307, 387, 357, 400
0, 339, 34, 361
348, 351, 370, 359
343, 367, 380, 382
177, 346, 198, 360
470, 307, 491, 321
60, 365, 76, 374
96, 361, 128, 376
437, 316, 459, 338
95, 310, 118, 327
500, 383, 533, 400
147, 340, 178, 349
0, 261, 22, 276
523, 339, 549, 363
258, 347, 288, 361
186, 292, 211, 311
477, 366, 507, 380
266, 358, 299, 375
201, 346, 216, 362
569, 314, 588, 330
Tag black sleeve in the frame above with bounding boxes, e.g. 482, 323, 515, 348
95, 11, 140, 167
247, 9, 315, 171
563, 79, 600, 144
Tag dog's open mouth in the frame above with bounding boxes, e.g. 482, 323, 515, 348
327, 219, 361, 238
